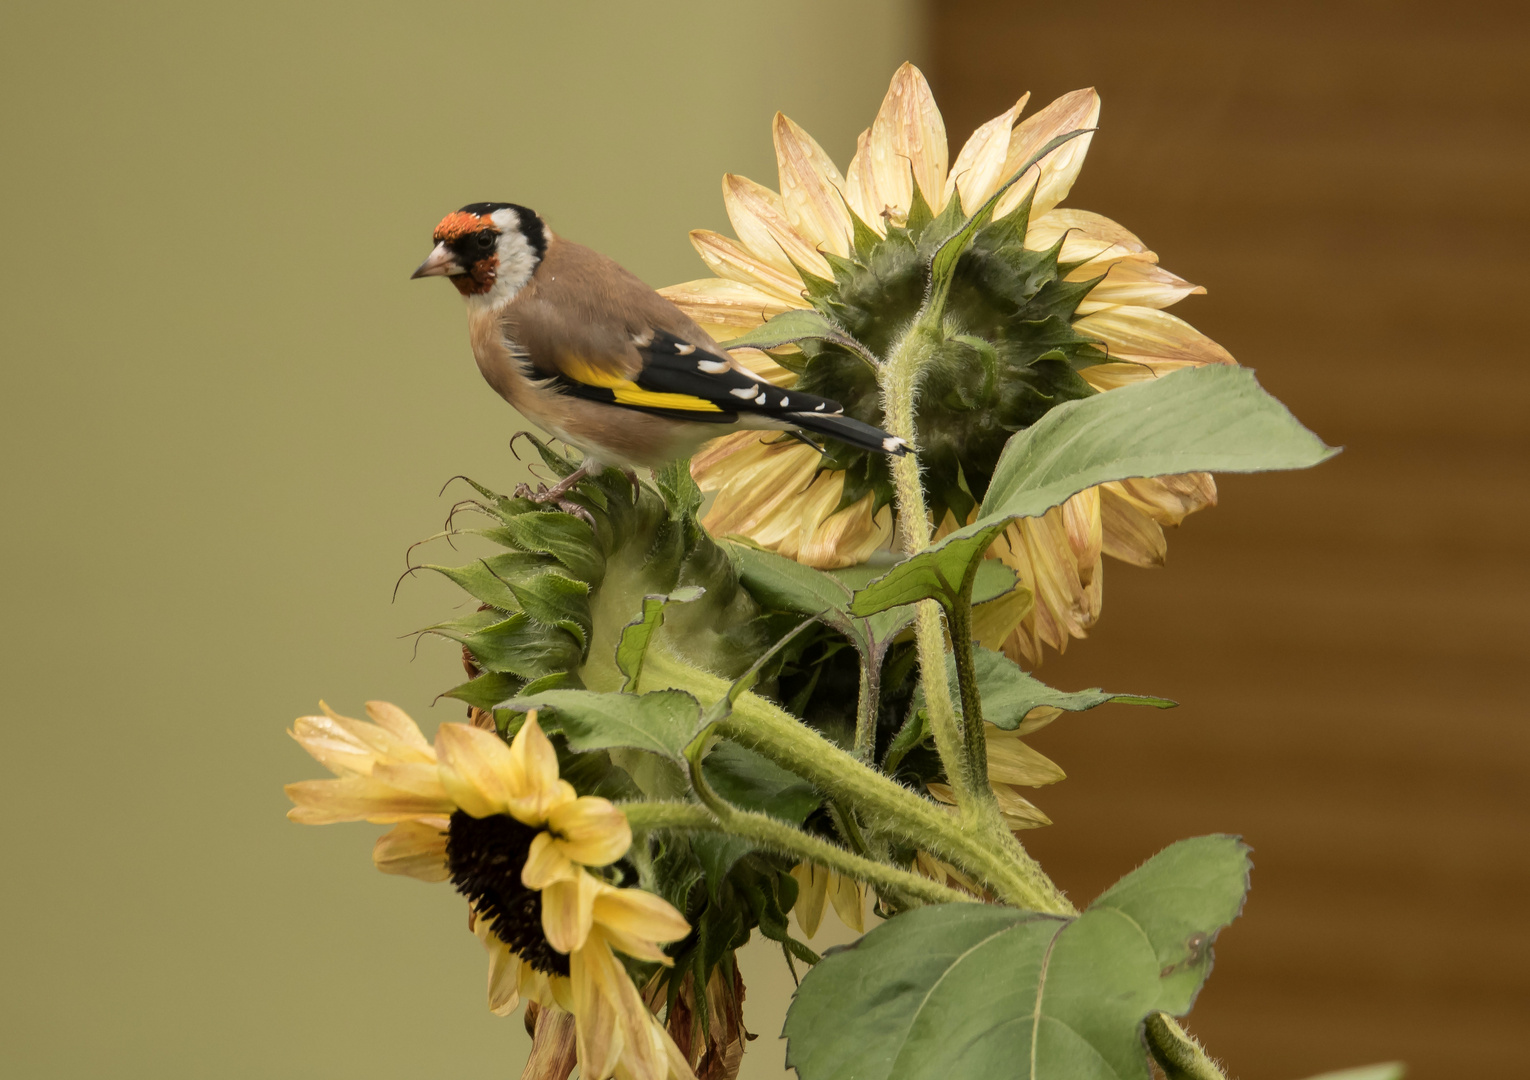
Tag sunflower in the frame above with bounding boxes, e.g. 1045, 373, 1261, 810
285, 703, 696, 1080
664, 62, 1229, 665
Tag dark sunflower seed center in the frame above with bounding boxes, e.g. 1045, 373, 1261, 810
445, 809, 569, 977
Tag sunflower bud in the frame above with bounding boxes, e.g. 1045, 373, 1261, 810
417, 444, 769, 711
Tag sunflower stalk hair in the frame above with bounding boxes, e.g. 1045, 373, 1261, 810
1144, 1013, 1230, 1080
636, 643, 1064, 912
879, 311, 1072, 916
620, 799, 965, 909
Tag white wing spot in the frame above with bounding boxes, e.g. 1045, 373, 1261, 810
814, 403, 826, 411
779, 396, 789, 407
729, 386, 757, 400
631, 330, 654, 347
675, 342, 696, 355
754, 392, 767, 405
698, 359, 730, 374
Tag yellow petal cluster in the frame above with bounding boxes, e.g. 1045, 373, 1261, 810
286, 704, 695, 1080
789, 862, 866, 939
666, 63, 1230, 665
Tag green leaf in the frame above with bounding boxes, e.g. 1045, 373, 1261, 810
720, 309, 878, 368
704, 741, 820, 825
502, 688, 701, 760
440, 670, 522, 710
426, 610, 582, 681
733, 543, 854, 626
979, 365, 1338, 523
926, 129, 1093, 314
848, 522, 1011, 616
477, 511, 604, 583
500, 569, 592, 652
614, 586, 706, 690
964, 646, 1174, 730
783, 835, 1251, 1080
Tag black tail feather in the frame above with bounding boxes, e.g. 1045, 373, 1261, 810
785, 411, 909, 456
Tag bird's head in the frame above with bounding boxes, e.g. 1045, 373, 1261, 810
411, 202, 547, 305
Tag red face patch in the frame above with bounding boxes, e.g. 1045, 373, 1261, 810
433, 211, 487, 244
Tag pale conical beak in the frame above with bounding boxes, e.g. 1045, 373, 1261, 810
411, 242, 463, 279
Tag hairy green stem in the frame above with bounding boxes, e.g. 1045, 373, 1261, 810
945, 597, 990, 788
875, 317, 1073, 916
852, 664, 878, 763
881, 323, 991, 818
621, 800, 967, 908
638, 645, 1063, 911
1144, 1014, 1228, 1080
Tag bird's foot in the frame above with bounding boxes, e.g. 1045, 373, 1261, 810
513, 463, 597, 526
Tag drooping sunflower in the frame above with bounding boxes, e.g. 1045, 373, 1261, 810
285, 703, 695, 1080
664, 63, 1230, 665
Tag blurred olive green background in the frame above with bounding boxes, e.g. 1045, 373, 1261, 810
0, 3, 910, 1076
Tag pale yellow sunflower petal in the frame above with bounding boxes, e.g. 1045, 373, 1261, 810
284, 775, 453, 825
867, 62, 949, 216
1100, 486, 1168, 567
721, 174, 832, 279
592, 884, 691, 946
505, 713, 574, 824
773, 112, 852, 257
843, 128, 884, 229
755, 469, 843, 562
696, 437, 821, 537
1077, 360, 1187, 392
795, 492, 893, 569
372, 761, 456, 800
1027, 207, 1150, 257
1015, 705, 1064, 737
656, 278, 794, 332
1075, 256, 1205, 313
828, 873, 865, 933
971, 582, 1035, 653
522, 829, 578, 890
984, 730, 1066, 787
482, 928, 523, 1017
371, 816, 450, 881
1076, 307, 1236, 366
688, 229, 807, 302
789, 863, 829, 938
992, 783, 1053, 830
363, 700, 433, 753
434, 721, 514, 818
1109, 473, 1219, 525
546, 796, 632, 868
571, 941, 624, 1080
541, 869, 602, 954
995, 88, 1101, 220
288, 715, 380, 778
944, 94, 1029, 213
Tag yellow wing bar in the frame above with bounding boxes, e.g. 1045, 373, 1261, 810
560, 355, 723, 413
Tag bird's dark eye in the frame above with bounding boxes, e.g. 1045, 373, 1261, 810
476, 231, 497, 250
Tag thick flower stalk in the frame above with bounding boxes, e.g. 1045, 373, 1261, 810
285, 704, 696, 1080
666, 63, 1230, 664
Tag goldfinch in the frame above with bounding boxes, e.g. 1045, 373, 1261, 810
411, 202, 907, 503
